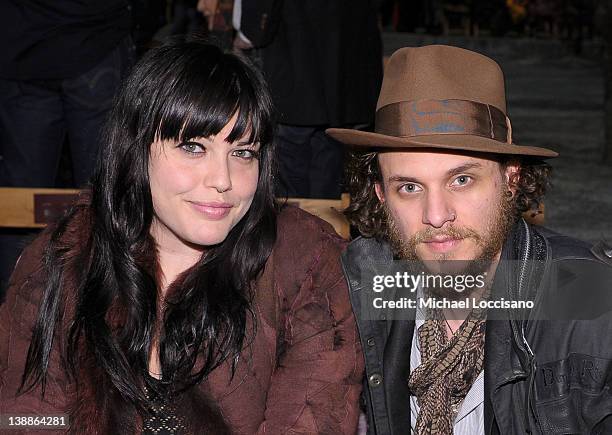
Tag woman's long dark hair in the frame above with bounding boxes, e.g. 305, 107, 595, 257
21, 39, 277, 412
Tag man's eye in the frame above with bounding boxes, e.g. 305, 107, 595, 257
232, 149, 259, 160
451, 175, 472, 186
179, 142, 205, 154
399, 183, 422, 193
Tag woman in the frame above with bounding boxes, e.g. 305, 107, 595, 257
0, 40, 363, 434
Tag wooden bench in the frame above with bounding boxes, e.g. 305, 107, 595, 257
0, 188, 543, 239
0, 188, 80, 229
0, 188, 351, 239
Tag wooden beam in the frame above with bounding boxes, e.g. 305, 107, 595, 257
0, 188, 541, 238
0, 188, 352, 239
0, 188, 79, 228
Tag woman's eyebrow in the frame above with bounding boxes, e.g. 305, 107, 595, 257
235, 141, 259, 147
180, 136, 209, 143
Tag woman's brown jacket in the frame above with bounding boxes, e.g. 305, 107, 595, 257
0, 204, 364, 434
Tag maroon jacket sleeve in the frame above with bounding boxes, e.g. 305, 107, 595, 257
255, 210, 364, 434
0, 233, 69, 434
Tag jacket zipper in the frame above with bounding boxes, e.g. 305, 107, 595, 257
518, 220, 534, 356
517, 220, 542, 434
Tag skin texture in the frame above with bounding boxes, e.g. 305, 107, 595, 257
374, 150, 519, 334
375, 150, 518, 263
148, 118, 259, 274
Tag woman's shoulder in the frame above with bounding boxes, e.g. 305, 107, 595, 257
6, 199, 92, 304
266, 205, 348, 290
275, 204, 347, 252
5, 228, 52, 302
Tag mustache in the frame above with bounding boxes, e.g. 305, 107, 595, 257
410, 225, 483, 245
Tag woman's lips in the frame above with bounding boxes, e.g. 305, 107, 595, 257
422, 237, 462, 253
188, 201, 233, 220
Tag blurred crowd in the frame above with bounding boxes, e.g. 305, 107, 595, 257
381, 0, 606, 40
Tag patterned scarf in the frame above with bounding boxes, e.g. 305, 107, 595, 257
407, 308, 486, 434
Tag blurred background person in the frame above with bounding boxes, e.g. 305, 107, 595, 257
0, 0, 135, 299
238, 0, 384, 199
0, 0, 134, 190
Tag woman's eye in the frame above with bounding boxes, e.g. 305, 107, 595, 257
399, 183, 422, 193
179, 142, 205, 154
451, 175, 472, 186
232, 149, 259, 160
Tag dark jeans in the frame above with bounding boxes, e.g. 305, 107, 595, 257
0, 37, 133, 187
275, 125, 344, 199
0, 37, 133, 302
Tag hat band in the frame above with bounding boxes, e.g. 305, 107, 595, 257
375, 99, 513, 144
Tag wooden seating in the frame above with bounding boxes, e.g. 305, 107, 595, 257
0, 187, 80, 228
0, 188, 542, 239
0, 188, 352, 238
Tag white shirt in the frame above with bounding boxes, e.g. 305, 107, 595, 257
410, 289, 485, 434
231, 0, 253, 46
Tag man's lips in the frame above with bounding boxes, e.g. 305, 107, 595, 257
188, 201, 233, 220
422, 237, 463, 252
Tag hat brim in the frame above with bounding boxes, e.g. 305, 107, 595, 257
326, 128, 558, 158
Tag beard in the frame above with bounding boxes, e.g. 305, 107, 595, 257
384, 185, 516, 300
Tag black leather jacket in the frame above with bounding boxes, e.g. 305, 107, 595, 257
341, 219, 612, 434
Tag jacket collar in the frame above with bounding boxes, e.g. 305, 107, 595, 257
342, 237, 415, 431
383, 318, 414, 431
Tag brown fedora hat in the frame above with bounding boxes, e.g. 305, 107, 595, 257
327, 45, 558, 158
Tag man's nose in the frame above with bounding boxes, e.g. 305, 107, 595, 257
422, 189, 456, 228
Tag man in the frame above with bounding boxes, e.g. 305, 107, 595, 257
239, 0, 383, 199
327, 45, 612, 434
0, 0, 134, 300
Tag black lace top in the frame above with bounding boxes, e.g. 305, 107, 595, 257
142, 375, 187, 435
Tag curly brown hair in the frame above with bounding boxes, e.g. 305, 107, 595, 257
344, 149, 552, 239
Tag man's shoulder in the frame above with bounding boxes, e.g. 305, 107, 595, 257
341, 236, 396, 286
532, 226, 612, 325
532, 225, 611, 266
344, 236, 393, 258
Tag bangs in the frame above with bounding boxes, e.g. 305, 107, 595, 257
143, 43, 273, 147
